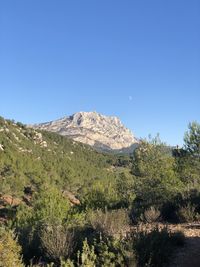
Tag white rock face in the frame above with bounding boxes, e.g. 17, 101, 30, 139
33, 111, 138, 152
0, 144, 4, 151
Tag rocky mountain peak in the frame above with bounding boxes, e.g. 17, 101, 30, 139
33, 111, 138, 152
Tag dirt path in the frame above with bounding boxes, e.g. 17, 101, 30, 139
169, 223, 200, 267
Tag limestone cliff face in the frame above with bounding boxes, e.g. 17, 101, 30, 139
33, 112, 138, 152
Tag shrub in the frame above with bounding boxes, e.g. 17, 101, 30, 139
177, 203, 199, 222
131, 226, 185, 267
143, 206, 161, 223
39, 223, 75, 263
16, 187, 72, 264
93, 236, 126, 267
87, 208, 129, 237
81, 184, 118, 210
77, 236, 129, 267
115, 173, 136, 208
77, 239, 96, 267
0, 227, 23, 267
60, 259, 75, 267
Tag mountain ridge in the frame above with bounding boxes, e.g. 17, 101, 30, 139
32, 111, 138, 152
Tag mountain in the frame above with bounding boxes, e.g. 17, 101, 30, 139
32, 111, 138, 152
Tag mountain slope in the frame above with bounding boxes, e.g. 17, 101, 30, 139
32, 111, 138, 152
0, 116, 123, 200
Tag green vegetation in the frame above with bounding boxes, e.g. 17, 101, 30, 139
0, 117, 200, 266
0, 117, 119, 199
0, 227, 23, 267
132, 227, 185, 267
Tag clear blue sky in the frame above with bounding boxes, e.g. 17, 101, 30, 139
0, 1, 199, 146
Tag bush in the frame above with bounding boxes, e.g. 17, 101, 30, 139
39, 223, 75, 263
161, 192, 200, 223
87, 208, 129, 237
0, 227, 23, 267
142, 206, 161, 223
77, 239, 96, 267
131, 226, 185, 267
77, 236, 129, 267
177, 203, 199, 222
16, 187, 72, 264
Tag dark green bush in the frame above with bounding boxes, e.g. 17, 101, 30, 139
77, 236, 133, 267
131, 227, 185, 267
16, 187, 72, 264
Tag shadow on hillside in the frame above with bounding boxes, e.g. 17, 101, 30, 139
170, 235, 200, 267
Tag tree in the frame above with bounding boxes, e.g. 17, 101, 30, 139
116, 172, 135, 208
174, 122, 200, 191
131, 138, 183, 211
16, 186, 72, 263
184, 121, 200, 158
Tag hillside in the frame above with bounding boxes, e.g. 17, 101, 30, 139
0, 116, 129, 204
32, 111, 138, 152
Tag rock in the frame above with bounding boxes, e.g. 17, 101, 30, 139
0, 144, 4, 151
0, 195, 21, 207
12, 132, 20, 141
33, 132, 48, 147
32, 111, 138, 152
40, 140, 47, 147
62, 190, 80, 205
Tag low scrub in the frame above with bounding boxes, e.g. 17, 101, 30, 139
0, 227, 23, 267
177, 203, 199, 223
131, 226, 185, 267
142, 206, 161, 223
87, 208, 129, 237
39, 224, 75, 264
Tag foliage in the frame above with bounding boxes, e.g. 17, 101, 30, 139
93, 236, 125, 267
115, 172, 135, 208
184, 121, 200, 158
173, 122, 200, 192
76, 236, 129, 267
39, 224, 75, 264
80, 180, 119, 210
87, 208, 129, 237
0, 227, 23, 267
177, 203, 199, 223
132, 227, 185, 267
131, 137, 184, 222
77, 239, 96, 267
16, 186, 72, 263
0, 117, 120, 199
16, 186, 70, 227
142, 206, 161, 223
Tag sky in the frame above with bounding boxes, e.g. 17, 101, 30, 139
0, 0, 200, 146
